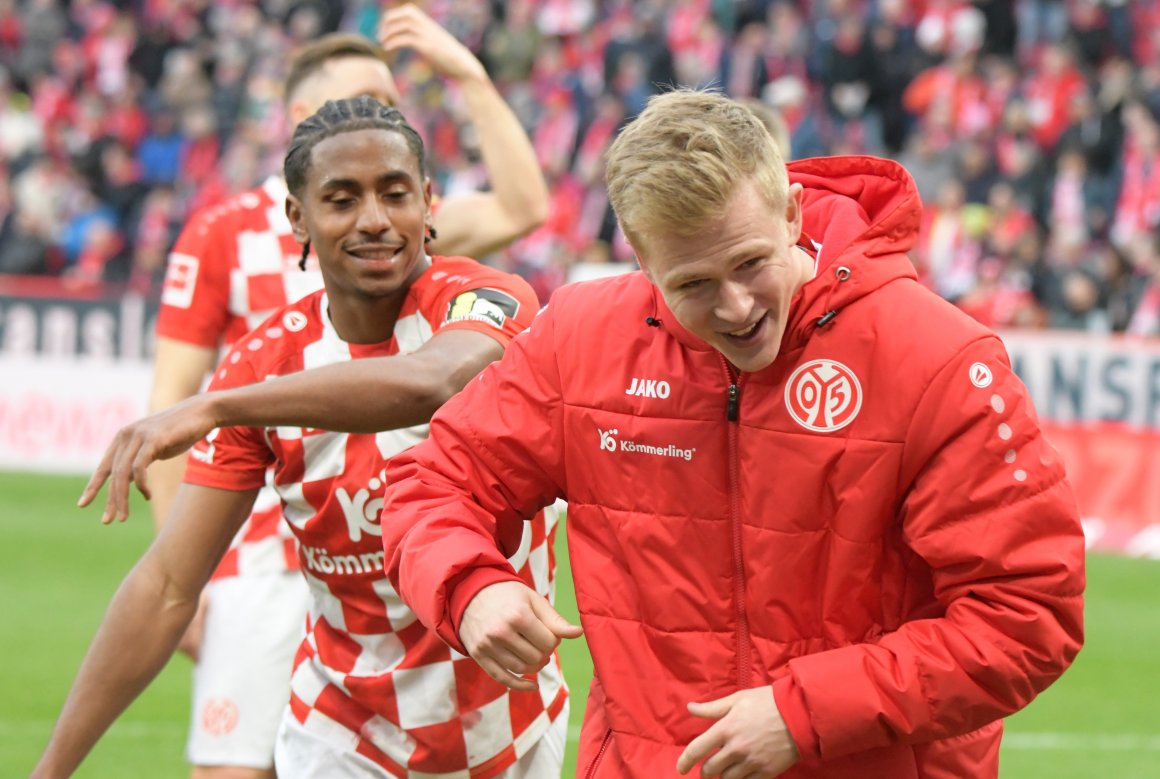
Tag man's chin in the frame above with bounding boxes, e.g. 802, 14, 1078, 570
717, 342, 779, 373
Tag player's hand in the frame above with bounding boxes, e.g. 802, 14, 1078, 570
459, 581, 583, 692
78, 395, 218, 523
676, 686, 799, 779
177, 591, 210, 662
378, 4, 487, 84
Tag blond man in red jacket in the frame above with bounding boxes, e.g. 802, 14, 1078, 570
81, 90, 1085, 778
378, 90, 1085, 778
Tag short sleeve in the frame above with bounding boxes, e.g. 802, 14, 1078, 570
427, 261, 540, 348
182, 344, 273, 491
156, 210, 233, 348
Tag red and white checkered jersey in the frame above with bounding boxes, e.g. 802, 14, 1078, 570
157, 176, 322, 580
157, 175, 324, 348
184, 259, 567, 778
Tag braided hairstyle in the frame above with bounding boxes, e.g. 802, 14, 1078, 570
284, 96, 428, 270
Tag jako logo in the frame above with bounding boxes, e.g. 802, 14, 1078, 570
335, 468, 386, 542
785, 359, 863, 432
597, 427, 695, 461
625, 377, 671, 398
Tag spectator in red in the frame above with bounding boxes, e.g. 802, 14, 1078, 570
1022, 42, 1087, 151
1111, 99, 1160, 248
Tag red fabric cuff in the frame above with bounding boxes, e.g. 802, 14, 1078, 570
773, 675, 820, 761
446, 566, 524, 651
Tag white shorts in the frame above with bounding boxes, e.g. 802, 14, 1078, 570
186, 571, 311, 768
273, 700, 569, 779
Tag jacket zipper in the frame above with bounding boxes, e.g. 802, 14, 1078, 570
583, 728, 613, 779
719, 357, 751, 690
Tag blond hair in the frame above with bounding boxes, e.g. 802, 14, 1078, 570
605, 89, 788, 250
738, 97, 791, 159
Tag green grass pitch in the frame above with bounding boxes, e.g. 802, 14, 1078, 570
2, 472, 1157, 777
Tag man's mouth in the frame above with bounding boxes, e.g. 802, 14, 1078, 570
721, 313, 767, 344
346, 244, 404, 261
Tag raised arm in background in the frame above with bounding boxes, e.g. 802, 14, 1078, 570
380, 5, 550, 258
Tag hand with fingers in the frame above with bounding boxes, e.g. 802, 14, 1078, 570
378, 4, 488, 84
459, 580, 583, 692
77, 394, 219, 523
676, 686, 799, 779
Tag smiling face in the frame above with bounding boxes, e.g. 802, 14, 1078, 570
286, 128, 431, 304
638, 178, 811, 372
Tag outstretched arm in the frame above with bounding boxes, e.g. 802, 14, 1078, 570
32, 485, 256, 778
380, 5, 549, 257
81, 328, 502, 522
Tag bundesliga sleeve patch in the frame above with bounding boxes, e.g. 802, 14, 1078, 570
161, 254, 199, 309
445, 288, 520, 330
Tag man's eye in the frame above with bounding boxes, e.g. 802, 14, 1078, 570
680, 279, 705, 290
739, 258, 762, 270
329, 197, 355, 208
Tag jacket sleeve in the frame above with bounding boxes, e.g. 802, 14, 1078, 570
785, 335, 1085, 759
380, 298, 567, 654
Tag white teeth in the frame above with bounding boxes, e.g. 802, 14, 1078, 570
729, 322, 757, 337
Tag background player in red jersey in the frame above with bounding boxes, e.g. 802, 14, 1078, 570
144, 8, 550, 779
37, 96, 569, 779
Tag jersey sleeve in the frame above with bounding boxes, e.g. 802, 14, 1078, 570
182, 345, 274, 492
427, 259, 540, 348
156, 209, 233, 348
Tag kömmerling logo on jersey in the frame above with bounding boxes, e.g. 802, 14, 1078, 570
597, 428, 695, 461
785, 359, 863, 432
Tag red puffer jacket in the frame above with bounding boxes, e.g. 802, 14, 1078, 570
382, 156, 1085, 778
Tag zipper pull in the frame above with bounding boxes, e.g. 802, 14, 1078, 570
727, 383, 740, 421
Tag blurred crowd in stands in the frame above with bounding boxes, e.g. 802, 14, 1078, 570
1, 0, 1159, 335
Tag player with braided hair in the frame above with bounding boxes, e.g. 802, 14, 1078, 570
35, 97, 568, 779
284, 99, 430, 272
138, 8, 550, 778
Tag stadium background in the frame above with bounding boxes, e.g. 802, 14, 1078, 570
0, 0, 1157, 776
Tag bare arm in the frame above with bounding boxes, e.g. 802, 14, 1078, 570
32, 485, 257, 778
144, 337, 217, 531
80, 329, 502, 521
380, 5, 549, 257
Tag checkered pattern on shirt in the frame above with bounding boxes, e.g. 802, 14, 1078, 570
157, 176, 322, 580
157, 176, 324, 347
185, 260, 566, 777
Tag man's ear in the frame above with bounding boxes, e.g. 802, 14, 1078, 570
785, 182, 804, 245
287, 98, 313, 130
286, 194, 309, 245
636, 250, 653, 281
622, 225, 652, 281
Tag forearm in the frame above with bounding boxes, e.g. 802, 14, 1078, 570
32, 563, 198, 777
145, 457, 185, 531
207, 350, 481, 434
458, 74, 549, 229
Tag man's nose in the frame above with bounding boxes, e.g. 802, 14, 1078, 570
357, 197, 391, 235
714, 281, 754, 323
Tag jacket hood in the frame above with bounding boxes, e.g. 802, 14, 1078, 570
782, 156, 922, 347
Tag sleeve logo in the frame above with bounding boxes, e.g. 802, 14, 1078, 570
445, 288, 520, 330
161, 253, 199, 309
